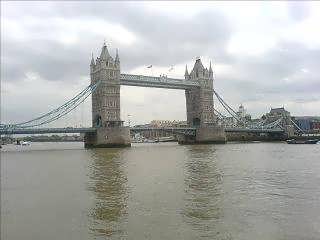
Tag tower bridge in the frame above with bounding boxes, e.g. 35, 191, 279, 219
85, 43, 226, 147
1, 43, 293, 147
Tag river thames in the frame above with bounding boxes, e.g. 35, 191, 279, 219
1, 142, 320, 240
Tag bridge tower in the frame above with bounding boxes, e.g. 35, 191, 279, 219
84, 43, 131, 147
182, 58, 226, 143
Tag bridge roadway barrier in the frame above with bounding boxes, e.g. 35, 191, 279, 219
225, 127, 288, 141
226, 132, 286, 142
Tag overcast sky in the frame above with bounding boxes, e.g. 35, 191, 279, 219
1, 1, 320, 127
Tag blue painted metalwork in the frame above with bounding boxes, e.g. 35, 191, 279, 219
131, 127, 196, 136
0, 81, 100, 130
0, 127, 96, 135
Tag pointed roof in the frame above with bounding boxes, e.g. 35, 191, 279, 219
192, 57, 205, 72
209, 61, 213, 73
100, 41, 110, 60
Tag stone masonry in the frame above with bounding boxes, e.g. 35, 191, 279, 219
85, 43, 131, 147
183, 58, 226, 143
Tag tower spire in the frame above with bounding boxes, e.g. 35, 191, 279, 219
115, 48, 120, 63
209, 61, 212, 72
209, 60, 213, 78
90, 52, 95, 66
185, 64, 189, 76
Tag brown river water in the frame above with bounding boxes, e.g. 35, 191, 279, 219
1, 142, 320, 240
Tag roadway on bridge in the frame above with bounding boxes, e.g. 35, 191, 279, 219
0, 126, 284, 135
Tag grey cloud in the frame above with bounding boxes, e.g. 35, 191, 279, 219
286, 2, 310, 22
214, 42, 320, 110
1, 2, 320, 124
2, 2, 233, 84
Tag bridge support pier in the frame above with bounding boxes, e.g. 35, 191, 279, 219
84, 126, 131, 148
178, 126, 226, 144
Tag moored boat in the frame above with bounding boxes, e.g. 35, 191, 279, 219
286, 139, 319, 144
21, 141, 31, 146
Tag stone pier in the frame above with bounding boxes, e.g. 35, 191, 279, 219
84, 126, 131, 148
178, 126, 226, 144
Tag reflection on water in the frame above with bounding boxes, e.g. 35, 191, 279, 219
2, 142, 320, 240
183, 145, 231, 239
87, 148, 128, 238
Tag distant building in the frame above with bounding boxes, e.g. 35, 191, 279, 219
133, 120, 187, 139
150, 120, 187, 128
236, 104, 251, 121
237, 104, 246, 118
292, 116, 320, 132
265, 107, 291, 125
311, 120, 320, 131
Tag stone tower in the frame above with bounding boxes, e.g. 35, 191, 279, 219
185, 58, 216, 127
182, 58, 226, 143
90, 43, 121, 127
85, 43, 131, 148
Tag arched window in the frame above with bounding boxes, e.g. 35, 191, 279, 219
193, 117, 201, 127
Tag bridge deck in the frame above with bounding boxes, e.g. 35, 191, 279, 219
120, 74, 199, 90
0, 127, 96, 135
0, 127, 284, 135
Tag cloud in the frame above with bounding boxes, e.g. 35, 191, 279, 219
1, 1, 320, 125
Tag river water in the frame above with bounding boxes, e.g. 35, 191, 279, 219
1, 142, 320, 240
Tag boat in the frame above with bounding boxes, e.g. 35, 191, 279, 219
20, 141, 31, 146
144, 139, 157, 143
157, 136, 176, 142
286, 139, 319, 144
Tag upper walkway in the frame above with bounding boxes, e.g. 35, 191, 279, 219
120, 74, 199, 89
